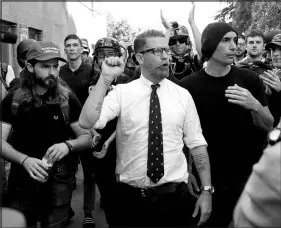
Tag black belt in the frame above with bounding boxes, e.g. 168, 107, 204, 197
117, 182, 186, 198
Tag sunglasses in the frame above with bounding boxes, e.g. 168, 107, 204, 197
169, 37, 189, 46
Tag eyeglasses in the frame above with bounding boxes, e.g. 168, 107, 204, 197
97, 51, 117, 58
140, 47, 171, 56
169, 37, 189, 46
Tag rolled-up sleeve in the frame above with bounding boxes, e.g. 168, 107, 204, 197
183, 91, 207, 149
94, 85, 121, 129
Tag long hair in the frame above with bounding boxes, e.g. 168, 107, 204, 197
18, 62, 71, 111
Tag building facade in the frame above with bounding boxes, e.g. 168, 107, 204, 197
1, 2, 77, 76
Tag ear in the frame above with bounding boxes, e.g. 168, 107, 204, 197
64, 48, 67, 55
135, 53, 144, 65
26, 63, 34, 73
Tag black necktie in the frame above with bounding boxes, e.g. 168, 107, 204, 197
147, 84, 164, 183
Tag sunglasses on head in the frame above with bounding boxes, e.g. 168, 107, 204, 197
169, 37, 189, 46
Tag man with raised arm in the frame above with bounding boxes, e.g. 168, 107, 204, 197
79, 29, 212, 227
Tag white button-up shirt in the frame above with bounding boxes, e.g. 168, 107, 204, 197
95, 75, 207, 188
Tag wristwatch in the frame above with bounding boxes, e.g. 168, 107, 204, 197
201, 186, 215, 194
268, 127, 281, 146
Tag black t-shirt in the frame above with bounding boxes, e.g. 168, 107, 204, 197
1, 90, 81, 159
181, 66, 268, 186
59, 62, 93, 105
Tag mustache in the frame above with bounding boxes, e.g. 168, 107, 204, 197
45, 75, 57, 81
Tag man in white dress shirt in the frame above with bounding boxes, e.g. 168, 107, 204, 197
79, 29, 212, 227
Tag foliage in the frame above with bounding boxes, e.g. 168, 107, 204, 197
107, 13, 141, 42
214, 1, 281, 35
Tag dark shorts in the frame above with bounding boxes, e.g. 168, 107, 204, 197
7, 162, 75, 228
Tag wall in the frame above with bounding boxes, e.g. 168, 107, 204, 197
1, 2, 77, 76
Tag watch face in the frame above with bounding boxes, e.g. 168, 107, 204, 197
269, 128, 281, 141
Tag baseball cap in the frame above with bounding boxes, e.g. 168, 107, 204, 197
26, 41, 66, 62
81, 39, 89, 48
82, 47, 90, 53
265, 34, 281, 50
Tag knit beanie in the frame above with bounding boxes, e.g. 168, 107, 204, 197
201, 22, 237, 62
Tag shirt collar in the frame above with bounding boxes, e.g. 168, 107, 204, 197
66, 61, 86, 72
139, 74, 166, 88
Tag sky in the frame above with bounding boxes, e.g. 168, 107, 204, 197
67, 1, 229, 49
94, 1, 229, 32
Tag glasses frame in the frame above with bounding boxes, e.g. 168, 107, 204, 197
169, 36, 190, 46
140, 47, 171, 56
96, 50, 118, 58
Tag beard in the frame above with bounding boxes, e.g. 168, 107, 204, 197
34, 74, 58, 90
149, 65, 169, 81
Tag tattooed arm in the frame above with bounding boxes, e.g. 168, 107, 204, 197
190, 145, 212, 226
190, 146, 211, 187
79, 57, 125, 129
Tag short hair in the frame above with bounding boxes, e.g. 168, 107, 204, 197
238, 34, 245, 41
64, 34, 82, 46
134, 30, 165, 54
245, 30, 265, 44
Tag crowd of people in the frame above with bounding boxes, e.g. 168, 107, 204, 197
1, 2, 281, 228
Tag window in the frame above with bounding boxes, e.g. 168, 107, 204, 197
28, 27, 42, 41
0, 19, 17, 65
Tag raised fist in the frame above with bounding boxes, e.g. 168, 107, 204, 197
101, 57, 125, 82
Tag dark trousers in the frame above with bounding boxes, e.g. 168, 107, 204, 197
79, 150, 96, 215
108, 182, 198, 227
92, 142, 117, 225
7, 162, 75, 228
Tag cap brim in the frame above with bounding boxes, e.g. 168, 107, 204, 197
34, 55, 67, 63
265, 42, 281, 50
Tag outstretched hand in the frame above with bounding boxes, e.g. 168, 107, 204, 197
160, 9, 172, 30
260, 70, 281, 92
188, 1, 196, 23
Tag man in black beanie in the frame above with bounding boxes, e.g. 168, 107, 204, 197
181, 22, 273, 227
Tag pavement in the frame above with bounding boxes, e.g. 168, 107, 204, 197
67, 164, 109, 228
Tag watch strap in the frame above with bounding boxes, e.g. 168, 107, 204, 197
64, 141, 73, 152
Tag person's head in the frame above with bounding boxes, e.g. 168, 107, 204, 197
81, 48, 90, 62
80, 38, 90, 62
81, 38, 89, 48
134, 29, 170, 83
264, 30, 281, 65
16, 39, 37, 68
265, 34, 281, 69
245, 30, 265, 59
234, 35, 246, 58
120, 45, 128, 63
25, 41, 67, 91
64, 34, 83, 61
93, 37, 121, 69
168, 21, 191, 56
201, 22, 237, 66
